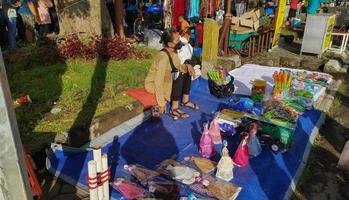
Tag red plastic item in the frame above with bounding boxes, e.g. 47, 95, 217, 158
15, 95, 32, 105
23, 149, 46, 200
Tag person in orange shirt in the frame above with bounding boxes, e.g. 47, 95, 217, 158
178, 15, 190, 41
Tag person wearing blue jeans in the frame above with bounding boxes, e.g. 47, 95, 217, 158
1, 0, 20, 50
7, 14, 17, 49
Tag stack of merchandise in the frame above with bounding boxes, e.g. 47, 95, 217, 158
292, 71, 332, 100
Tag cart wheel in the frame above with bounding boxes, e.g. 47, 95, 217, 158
271, 144, 279, 152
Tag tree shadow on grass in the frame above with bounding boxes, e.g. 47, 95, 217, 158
48, 1, 112, 199
68, 55, 109, 147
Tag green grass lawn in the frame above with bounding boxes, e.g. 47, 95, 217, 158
7, 44, 156, 146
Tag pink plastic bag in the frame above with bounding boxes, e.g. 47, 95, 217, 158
112, 180, 148, 199
233, 135, 249, 167
337, 141, 349, 171
199, 124, 217, 158
209, 119, 222, 144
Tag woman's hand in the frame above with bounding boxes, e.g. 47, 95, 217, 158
187, 64, 195, 76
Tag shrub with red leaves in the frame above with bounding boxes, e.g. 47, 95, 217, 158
58, 35, 150, 61
58, 35, 88, 59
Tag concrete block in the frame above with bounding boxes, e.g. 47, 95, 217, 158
324, 59, 342, 73
301, 58, 323, 71
54, 132, 69, 144
217, 55, 242, 71
280, 56, 302, 68
340, 64, 348, 73
201, 61, 216, 79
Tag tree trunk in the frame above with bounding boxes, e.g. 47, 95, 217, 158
218, 0, 233, 56
114, 0, 125, 40
163, 0, 173, 29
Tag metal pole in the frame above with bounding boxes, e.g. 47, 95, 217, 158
0, 48, 32, 200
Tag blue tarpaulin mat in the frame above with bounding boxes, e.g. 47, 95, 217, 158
47, 78, 323, 200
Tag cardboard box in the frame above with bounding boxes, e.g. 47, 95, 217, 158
241, 10, 255, 19
253, 20, 260, 30
255, 8, 264, 18
231, 17, 240, 25
240, 18, 254, 28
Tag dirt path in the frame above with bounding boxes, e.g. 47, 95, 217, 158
292, 74, 349, 200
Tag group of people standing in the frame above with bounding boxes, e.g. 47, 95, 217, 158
0, 0, 59, 50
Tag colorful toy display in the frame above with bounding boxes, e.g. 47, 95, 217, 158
216, 141, 234, 181
108, 68, 333, 200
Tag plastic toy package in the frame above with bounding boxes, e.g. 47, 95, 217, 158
124, 164, 160, 185
156, 159, 201, 185
294, 71, 332, 87
184, 156, 217, 174
259, 122, 294, 152
111, 179, 149, 199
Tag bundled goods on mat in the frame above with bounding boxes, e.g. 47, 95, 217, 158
87, 147, 110, 200
208, 67, 235, 98
109, 157, 242, 200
